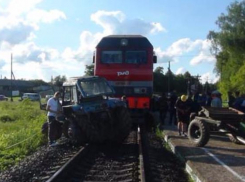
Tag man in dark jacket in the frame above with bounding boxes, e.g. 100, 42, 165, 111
169, 90, 177, 125
159, 94, 168, 125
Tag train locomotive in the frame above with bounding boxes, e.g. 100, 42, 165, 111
41, 35, 157, 144
93, 35, 157, 119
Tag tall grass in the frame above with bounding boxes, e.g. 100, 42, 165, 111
0, 100, 47, 171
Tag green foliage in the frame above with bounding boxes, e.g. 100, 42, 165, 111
0, 101, 46, 171
208, 1, 245, 94
153, 67, 215, 94
154, 66, 164, 74
52, 75, 67, 87
84, 64, 94, 76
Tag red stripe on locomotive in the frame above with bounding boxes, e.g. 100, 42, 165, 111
127, 97, 150, 109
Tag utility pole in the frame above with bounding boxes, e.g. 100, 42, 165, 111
10, 53, 13, 102
168, 61, 170, 93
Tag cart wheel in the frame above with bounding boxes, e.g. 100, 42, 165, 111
228, 134, 241, 144
188, 119, 210, 147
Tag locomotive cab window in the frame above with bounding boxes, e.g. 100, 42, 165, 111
125, 51, 147, 64
101, 51, 122, 63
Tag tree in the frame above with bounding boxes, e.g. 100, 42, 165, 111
183, 71, 191, 79
154, 66, 164, 74
53, 75, 67, 88
208, 1, 245, 94
84, 64, 94, 76
31, 79, 49, 86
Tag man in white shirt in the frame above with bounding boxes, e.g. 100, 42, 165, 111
46, 91, 62, 147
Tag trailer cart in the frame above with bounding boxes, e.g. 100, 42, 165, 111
188, 107, 245, 147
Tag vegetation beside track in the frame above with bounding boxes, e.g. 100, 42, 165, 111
0, 99, 46, 171
155, 127, 194, 182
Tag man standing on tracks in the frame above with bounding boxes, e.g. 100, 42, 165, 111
46, 91, 62, 147
175, 95, 190, 136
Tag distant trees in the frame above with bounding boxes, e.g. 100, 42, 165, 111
31, 79, 49, 86
153, 67, 217, 95
84, 65, 94, 76
51, 75, 67, 88
208, 1, 245, 94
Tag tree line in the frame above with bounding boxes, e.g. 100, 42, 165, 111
208, 1, 245, 97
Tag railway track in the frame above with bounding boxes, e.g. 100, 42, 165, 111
47, 127, 142, 182
0, 124, 189, 182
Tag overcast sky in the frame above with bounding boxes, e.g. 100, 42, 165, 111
0, 0, 239, 83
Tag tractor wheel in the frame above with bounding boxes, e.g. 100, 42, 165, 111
228, 134, 242, 144
76, 113, 109, 143
68, 117, 86, 144
110, 106, 132, 142
41, 121, 48, 136
188, 119, 210, 147
62, 120, 70, 138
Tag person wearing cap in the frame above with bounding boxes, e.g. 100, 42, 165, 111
46, 91, 63, 147
175, 95, 190, 136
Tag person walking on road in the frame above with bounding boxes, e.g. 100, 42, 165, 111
175, 95, 190, 137
46, 91, 63, 147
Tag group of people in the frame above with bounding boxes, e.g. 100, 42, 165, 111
228, 91, 245, 112
150, 90, 227, 136
45, 89, 245, 146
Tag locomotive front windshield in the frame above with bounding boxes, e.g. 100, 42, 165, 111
79, 79, 114, 97
102, 51, 122, 63
101, 50, 147, 64
125, 51, 146, 64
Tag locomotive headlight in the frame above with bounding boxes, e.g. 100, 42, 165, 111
121, 39, 128, 46
134, 87, 147, 94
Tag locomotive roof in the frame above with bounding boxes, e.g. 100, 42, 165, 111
96, 35, 153, 48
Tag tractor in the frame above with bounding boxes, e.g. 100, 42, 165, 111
40, 76, 132, 144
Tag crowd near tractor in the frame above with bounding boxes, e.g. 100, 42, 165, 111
41, 76, 131, 144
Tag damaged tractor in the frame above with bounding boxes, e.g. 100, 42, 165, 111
40, 76, 131, 144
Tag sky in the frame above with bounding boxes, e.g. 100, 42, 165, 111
0, 0, 240, 84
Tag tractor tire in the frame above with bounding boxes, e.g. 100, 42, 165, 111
62, 120, 70, 138
75, 112, 110, 143
110, 106, 132, 142
41, 121, 48, 136
41, 120, 62, 140
188, 118, 210, 147
228, 134, 242, 144
67, 117, 87, 144
72, 107, 131, 143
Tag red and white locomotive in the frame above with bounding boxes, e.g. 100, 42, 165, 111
93, 35, 157, 116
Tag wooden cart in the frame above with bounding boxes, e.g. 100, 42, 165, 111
188, 107, 245, 147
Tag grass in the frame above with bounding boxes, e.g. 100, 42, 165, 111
155, 127, 194, 182
0, 99, 47, 171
